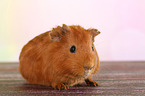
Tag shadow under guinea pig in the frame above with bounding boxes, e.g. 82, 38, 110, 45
18, 83, 53, 91
18, 82, 91, 91
19, 82, 88, 90
16, 82, 101, 96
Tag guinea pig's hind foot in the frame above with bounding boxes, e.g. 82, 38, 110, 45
53, 83, 69, 90
85, 78, 100, 87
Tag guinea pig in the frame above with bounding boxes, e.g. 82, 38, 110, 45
19, 24, 100, 90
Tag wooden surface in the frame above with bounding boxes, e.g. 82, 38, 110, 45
0, 61, 145, 96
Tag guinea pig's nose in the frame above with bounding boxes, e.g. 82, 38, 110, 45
84, 66, 93, 70
84, 66, 89, 70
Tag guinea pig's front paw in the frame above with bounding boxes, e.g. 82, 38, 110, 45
53, 83, 69, 90
85, 78, 100, 87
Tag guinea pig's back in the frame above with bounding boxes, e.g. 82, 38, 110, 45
19, 32, 51, 84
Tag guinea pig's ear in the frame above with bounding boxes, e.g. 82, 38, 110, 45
87, 28, 100, 42
49, 24, 70, 42
49, 26, 62, 42
62, 24, 70, 32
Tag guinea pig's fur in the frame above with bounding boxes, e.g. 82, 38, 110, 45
19, 24, 100, 90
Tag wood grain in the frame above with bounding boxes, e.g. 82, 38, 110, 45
0, 61, 145, 96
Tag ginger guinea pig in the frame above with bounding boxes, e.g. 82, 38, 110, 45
19, 24, 100, 90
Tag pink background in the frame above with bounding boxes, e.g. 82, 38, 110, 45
0, 0, 145, 61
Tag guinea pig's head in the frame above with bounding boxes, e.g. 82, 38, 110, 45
47, 24, 100, 78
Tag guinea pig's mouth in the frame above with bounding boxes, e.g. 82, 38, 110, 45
84, 70, 91, 78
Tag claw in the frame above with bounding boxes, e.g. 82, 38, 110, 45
54, 83, 69, 90
85, 78, 100, 87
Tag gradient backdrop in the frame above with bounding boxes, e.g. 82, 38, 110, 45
0, 0, 145, 62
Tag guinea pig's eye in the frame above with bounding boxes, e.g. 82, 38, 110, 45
92, 46, 94, 51
70, 45, 76, 53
